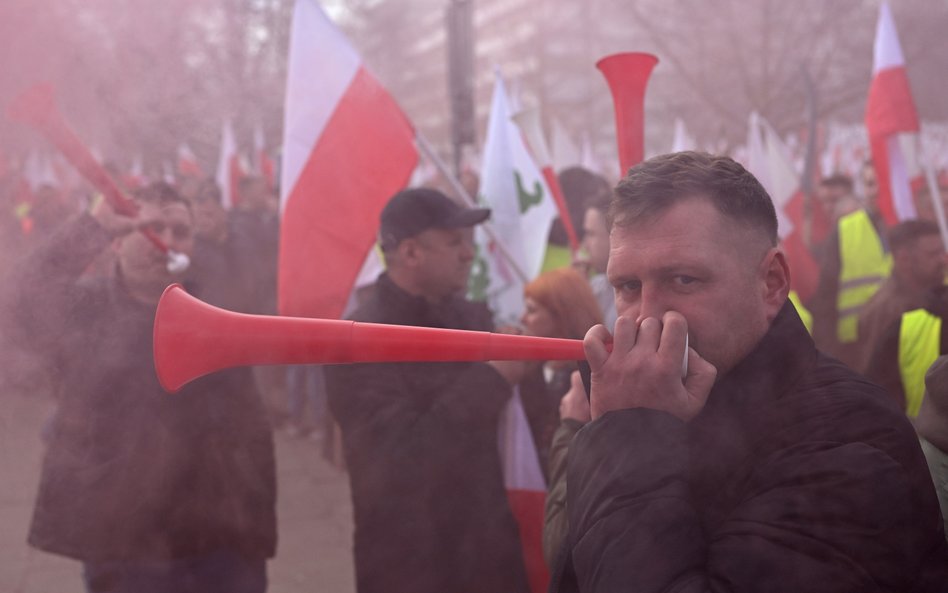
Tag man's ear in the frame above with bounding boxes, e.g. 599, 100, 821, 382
761, 247, 790, 318
398, 237, 421, 267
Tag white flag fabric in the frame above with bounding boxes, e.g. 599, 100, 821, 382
472, 73, 556, 326
671, 118, 696, 153
215, 119, 242, 209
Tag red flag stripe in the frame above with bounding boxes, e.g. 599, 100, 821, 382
278, 66, 417, 319
866, 67, 919, 137
506, 489, 550, 593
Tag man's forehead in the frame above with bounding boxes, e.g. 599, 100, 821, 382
607, 201, 764, 269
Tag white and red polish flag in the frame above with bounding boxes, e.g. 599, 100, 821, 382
865, 1, 920, 225
748, 113, 823, 301
498, 388, 549, 593
254, 123, 276, 190
216, 119, 245, 210
177, 143, 203, 179
278, 0, 417, 319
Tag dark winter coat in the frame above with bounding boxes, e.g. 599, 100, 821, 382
325, 273, 530, 593
0, 214, 276, 562
552, 301, 948, 592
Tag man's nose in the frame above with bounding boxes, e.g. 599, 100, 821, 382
636, 285, 667, 324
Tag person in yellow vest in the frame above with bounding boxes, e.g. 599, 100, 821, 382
866, 290, 948, 417
856, 220, 946, 374
810, 161, 890, 369
576, 192, 617, 329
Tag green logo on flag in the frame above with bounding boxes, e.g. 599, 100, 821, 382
515, 171, 542, 214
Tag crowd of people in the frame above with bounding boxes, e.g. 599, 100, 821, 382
2, 149, 948, 592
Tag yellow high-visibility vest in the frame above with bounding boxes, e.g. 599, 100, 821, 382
898, 308, 941, 418
541, 244, 572, 273
789, 291, 813, 335
837, 210, 891, 343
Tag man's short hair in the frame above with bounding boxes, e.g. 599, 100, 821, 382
889, 219, 940, 253
611, 151, 778, 245
586, 189, 614, 229
549, 167, 610, 246
132, 181, 191, 211
819, 173, 854, 193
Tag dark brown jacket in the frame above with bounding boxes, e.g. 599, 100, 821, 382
1, 214, 276, 561
325, 273, 529, 593
552, 302, 948, 593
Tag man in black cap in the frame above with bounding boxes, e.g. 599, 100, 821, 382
324, 188, 531, 593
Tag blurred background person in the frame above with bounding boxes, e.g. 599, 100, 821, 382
856, 220, 946, 373
577, 191, 616, 329
544, 166, 610, 272
816, 173, 860, 222
811, 160, 891, 369
0, 181, 276, 593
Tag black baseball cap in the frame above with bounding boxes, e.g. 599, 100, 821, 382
379, 187, 491, 250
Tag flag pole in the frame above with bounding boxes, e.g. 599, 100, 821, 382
916, 133, 948, 252
415, 132, 529, 283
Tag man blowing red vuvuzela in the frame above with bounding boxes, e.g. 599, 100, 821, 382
550, 151, 948, 593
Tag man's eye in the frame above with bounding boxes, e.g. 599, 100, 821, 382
618, 280, 641, 293
674, 275, 698, 286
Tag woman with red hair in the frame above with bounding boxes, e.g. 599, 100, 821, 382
518, 268, 603, 568
522, 267, 605, 345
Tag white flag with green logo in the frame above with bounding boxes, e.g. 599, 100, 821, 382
470, 73, 557, 326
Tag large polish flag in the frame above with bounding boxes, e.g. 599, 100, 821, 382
865, 1, 919, 225
279, 0, 418, 319
499, 388, 549, 593
749, 113, 824, 301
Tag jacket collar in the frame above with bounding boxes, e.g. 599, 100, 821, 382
375, 273, 431, 324
373, 272, 476, 330
703, 299, 818, 416
687, 300, 818, 494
